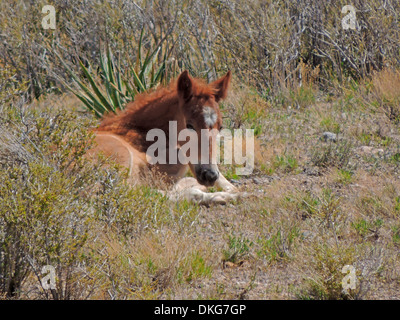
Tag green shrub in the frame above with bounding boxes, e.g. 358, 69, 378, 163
311, 139, 353, 169
273, 154, 299, 174
223, 235, 253, 263
0, 100, 202, 299
0, 162, 92, 298
297, 244, 356, 300
256, 223, 300, 264
0, 103, 97, 298
336, 169, 354, 185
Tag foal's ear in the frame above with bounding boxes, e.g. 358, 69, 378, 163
177, 70, 193, 101
211, 71, 231, 102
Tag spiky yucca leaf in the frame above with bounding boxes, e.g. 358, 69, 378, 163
56, 35, 167, 118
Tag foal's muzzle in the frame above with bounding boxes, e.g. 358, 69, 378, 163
195, 165, 219, 186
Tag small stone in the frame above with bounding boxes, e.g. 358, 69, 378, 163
303, 167, 320, 176
322, 132, 337, 143
358, 146, 384, 155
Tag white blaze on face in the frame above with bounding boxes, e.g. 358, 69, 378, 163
203, 106, 217, 128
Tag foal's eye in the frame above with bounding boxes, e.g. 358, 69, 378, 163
186, 123, 195, 130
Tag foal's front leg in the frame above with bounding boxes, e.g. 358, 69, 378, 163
214, 172, 238, 192
168, 177, 239, 205
168, 173, 244, 205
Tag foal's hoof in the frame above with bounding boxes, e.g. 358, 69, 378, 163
211, 195, 229, 205
211, 191, 248, 205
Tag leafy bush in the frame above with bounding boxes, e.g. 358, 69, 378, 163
0, 162, 92, 298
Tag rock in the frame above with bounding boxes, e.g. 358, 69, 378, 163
303, 167, 320, 176
358, 146, 384, 156
322, 132, 337, 143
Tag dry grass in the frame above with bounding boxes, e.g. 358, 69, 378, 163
2, 68, 400, 299
1, 0, 399, 102
1, 0, 400, 299
370, 68, 400, 121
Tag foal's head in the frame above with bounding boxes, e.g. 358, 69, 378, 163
176, 70, 231, 187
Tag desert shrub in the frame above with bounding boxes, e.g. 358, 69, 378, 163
91, 167, 200, 238
222, 235, 253, 263
0, 102, 98, 298
0, 162, 92, 298
0, 97, 204, 299
2, 0, 399, 102
293, 188, 342, 226
85, 231, 213, 299
210, 0, 400, 95
311, 139, 353, 169
297, 243, 357, 300
256, 222, 301, 264
296, 241, 392, 300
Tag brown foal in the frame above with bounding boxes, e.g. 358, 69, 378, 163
88, 70, 242, 205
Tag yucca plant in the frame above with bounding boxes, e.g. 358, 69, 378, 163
56, 31, 167, 118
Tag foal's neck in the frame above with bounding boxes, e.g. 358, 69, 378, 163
98, 87, 186, 152
127, 92, 183, 132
